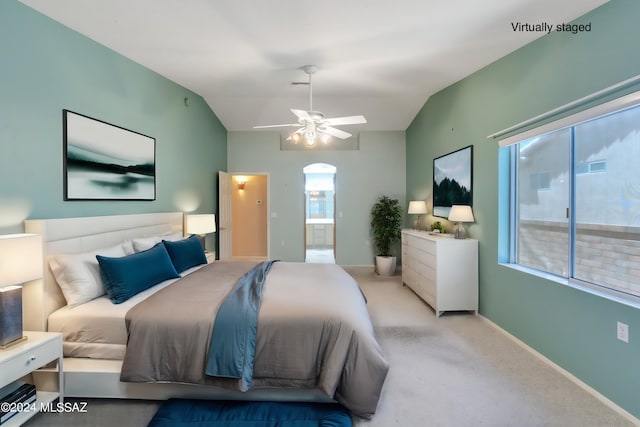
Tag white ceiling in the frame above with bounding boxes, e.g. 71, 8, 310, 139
21, 0, 608, 135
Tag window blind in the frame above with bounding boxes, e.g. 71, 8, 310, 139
488, 74, 640, 147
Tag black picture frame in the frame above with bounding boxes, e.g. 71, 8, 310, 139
63, 110, 156, 201
433, 145, 473, 218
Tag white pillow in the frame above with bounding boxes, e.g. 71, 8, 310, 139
122, 240, 135, 255
131, 232, 185, 252
163, 232, 184, 242
131, 236, 162, 252
49, 244, 127, 307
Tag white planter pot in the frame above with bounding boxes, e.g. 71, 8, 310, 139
375, 256, 397, 276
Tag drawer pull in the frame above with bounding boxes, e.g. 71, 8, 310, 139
29, 355, 37, 361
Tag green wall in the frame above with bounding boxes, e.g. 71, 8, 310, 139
0, 1, 227, 251
406, 0, 640, 418
228, 131, 406, 265
5, 0, 638, 417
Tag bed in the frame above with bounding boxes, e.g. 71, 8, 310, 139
23, 212, 388, 419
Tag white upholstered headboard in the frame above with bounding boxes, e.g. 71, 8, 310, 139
23, 212, 183, 331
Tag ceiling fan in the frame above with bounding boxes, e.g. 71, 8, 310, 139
253, 65, 367, 146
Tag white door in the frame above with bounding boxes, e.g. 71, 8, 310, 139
218, 171, 232, 260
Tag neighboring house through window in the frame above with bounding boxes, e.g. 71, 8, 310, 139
501, 91, 640, 301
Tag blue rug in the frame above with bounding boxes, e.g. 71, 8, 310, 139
147, 399, 352, 427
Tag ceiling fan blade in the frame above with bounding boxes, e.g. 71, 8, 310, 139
253, 123, 302, 129
323, 115, 367, 126
320, 126, 352, 139
291, 109, 312, 120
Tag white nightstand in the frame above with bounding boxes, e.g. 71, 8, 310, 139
0, 331, 63, 426
205, 251, 216, 263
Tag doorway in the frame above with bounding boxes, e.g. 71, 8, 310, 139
231, 174, 268, 260
303, 164, 336, 263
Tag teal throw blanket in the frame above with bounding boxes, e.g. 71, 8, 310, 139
205, 260, 277, 390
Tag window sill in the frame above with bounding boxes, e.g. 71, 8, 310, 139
498, 263, 640, 310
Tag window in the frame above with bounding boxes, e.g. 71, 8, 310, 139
576, 160, 607, 175
515, 129, 570, 277
529, 171, 552, 191
508, 98, 640, 300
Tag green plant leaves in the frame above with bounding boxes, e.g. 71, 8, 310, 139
370, 196, 402, 256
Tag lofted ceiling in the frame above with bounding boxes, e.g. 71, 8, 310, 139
20, 0, 609, 136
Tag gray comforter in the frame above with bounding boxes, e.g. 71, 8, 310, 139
121, 261, 389, 419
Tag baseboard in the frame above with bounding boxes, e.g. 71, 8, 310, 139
340, 264, 374, 268
479, 315, 640, 426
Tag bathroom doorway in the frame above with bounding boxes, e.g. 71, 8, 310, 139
303, 163, 336, 263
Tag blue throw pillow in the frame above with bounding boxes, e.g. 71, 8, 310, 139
163, 235, 208, 273
97, 243, 180, 304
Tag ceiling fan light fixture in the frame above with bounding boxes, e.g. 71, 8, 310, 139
304, 129, 317, 146
320, 133, 331, 144
254, 65, 366, 147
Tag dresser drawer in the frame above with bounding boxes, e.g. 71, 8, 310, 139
402, 266, 417, 287
413, 279, 434, 307
413, 237, 435, 254
404, 236, 420, 248
415, 250, 436, 269
401, 243, 409, 258
402, 252, 411, 268
422, 285, 435, 307
416, 259, 435, 281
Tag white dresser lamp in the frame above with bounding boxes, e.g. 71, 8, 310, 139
0, 233, 43, 348
448, 205, 474, 239
185, 214, 216, 251
408, 201, 427, 230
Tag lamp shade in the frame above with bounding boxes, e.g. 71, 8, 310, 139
185, 214, 216, 235
408, 201, 427, 214
0, 234, 43, 287
448, 205, 475, 223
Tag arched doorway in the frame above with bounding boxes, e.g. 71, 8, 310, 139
303, 163, 336, 263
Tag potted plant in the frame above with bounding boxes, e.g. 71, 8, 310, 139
431, 221, 446, 234
370, 195, 402, 276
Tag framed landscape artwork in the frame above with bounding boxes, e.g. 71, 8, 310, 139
433, 145, 473, 218
63, 110, 156, 201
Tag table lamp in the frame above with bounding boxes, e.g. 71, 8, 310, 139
448, 205, 475, 239
0, 234, 43, 348
408, 201, 427, 230
185, 214, 216, 252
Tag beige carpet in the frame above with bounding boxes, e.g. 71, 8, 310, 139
348, 267, 637, 427
25, 267, 637, 427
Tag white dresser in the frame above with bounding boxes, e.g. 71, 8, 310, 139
401, 229, 478, 317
